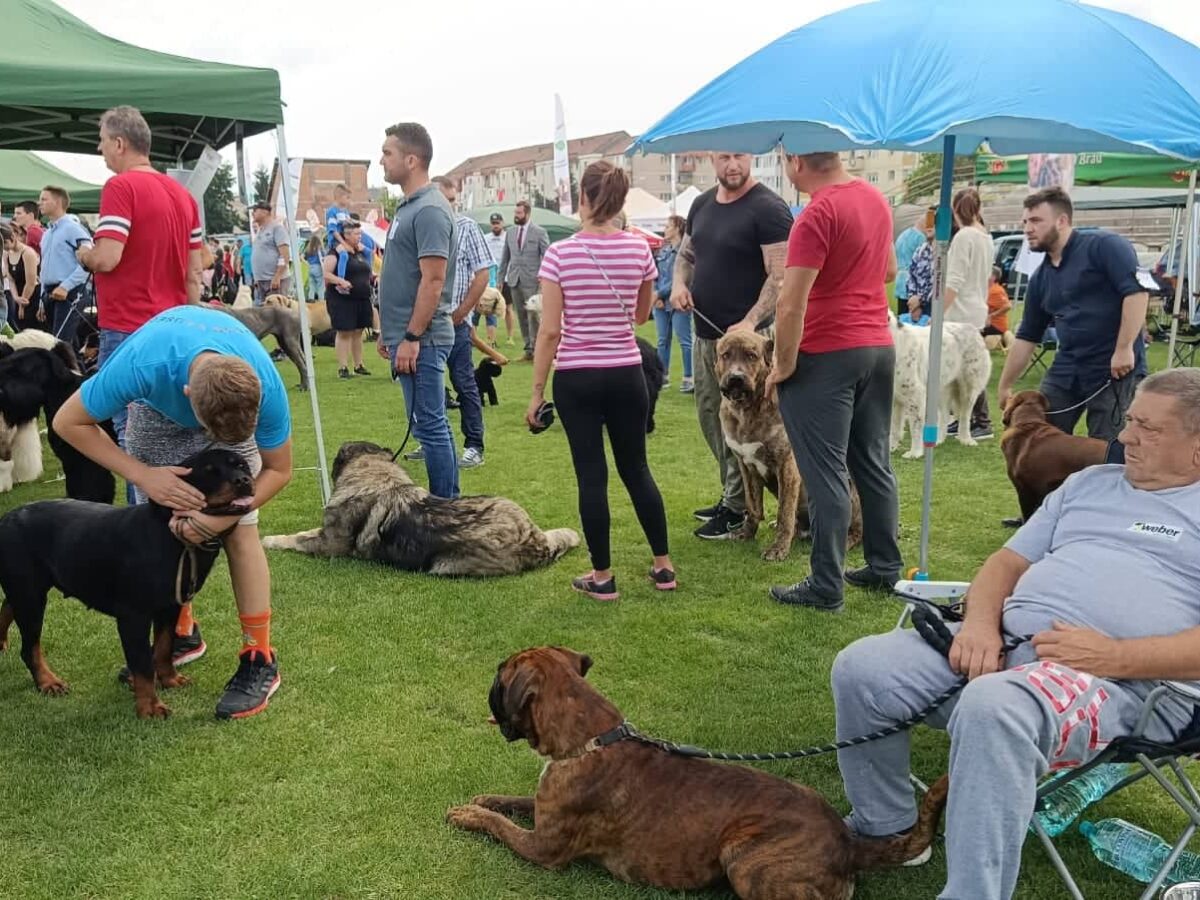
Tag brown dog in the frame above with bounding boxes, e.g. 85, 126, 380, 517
715, 330, 862, 560
1001, 390, 1108, 520
448, 647, 948, 900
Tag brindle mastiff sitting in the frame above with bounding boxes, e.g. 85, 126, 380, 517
715, 330, 862, 561
447, 646, 948, 900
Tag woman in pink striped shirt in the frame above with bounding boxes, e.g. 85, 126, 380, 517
526, 161, 676, 601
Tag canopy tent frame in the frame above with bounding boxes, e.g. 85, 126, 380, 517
0, 0, 331, 503
628, 0, 1200, 579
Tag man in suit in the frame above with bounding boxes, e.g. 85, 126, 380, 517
499, 199, 549, 360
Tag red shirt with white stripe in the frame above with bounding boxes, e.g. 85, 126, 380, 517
93, 170, 203, 332
538, 231, 657, 371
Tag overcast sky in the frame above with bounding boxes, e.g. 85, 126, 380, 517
38, 0, 1200, 191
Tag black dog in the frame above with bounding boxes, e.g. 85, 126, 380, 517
476, 358, 503, 406
0, 345, 116, 503
636, 337, 666, 434
0, 448, 254, 719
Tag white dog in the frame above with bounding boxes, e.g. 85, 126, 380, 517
525, 293, 543, 334
232, 284, 254, 309
0, 329, 62, 491
889, 315, 992, 459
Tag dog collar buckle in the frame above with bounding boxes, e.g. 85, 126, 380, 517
582, 721, 635, 755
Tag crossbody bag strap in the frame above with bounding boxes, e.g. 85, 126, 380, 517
577, 238, 636, 336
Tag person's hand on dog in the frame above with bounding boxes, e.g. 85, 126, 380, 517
949, 621, 1006, 680
997, 385, 1014, 413
50, 286, 68, 302
1033, 621, 1121, 677
670, 285, 693, 312
1110, 346, 1135, 380
139, 466, 205, 511
170, 510, 239, 545
393, 341, 419, 374
728, 318, 755, 333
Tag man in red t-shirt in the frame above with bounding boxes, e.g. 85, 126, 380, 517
766, 151, 903, 612
76, 106, 211, 673
11, 202, 44, 256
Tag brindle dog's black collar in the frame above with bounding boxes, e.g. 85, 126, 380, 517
562, 721, 638, 759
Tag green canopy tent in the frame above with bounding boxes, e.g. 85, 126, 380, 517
465, 205, 581, 243
0, 0, 331, 502
0, 150, 103, 213
976, 152, 1196, 188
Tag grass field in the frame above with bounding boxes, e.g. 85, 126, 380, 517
0, 329, 1181, 900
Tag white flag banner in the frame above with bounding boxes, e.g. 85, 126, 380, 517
553, 93, 572, 217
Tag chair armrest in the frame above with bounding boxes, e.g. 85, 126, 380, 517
1161, 681, 1200, 705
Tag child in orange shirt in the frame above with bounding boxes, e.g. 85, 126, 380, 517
983, 266, 1014, 349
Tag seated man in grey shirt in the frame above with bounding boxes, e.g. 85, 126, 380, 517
831, 367, 1200, 900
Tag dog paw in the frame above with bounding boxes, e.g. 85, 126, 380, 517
446, 804, 485, 829
136, 698, 172, 719
902, 449, 924, 460
37, 677, 69, 696
762, 545, 791, 562
957, 436, 978, 448
159, 673, 192, 690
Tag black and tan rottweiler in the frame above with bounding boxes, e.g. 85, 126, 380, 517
0, 448, 254, 718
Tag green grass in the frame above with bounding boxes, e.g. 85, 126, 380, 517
0, 331, 1181, 900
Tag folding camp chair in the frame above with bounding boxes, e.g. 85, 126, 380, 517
892, 581, 1200, 900
1022, 327, 1058, 379
1172, 324, 1200, 368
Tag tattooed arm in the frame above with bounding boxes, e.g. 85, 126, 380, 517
731, 240, 788, 332
669, 234, 695, 311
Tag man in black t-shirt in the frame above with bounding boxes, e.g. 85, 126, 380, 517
671, 152, 794, 540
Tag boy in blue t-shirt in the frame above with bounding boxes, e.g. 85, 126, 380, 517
54, 305, 293, 721
325, 183, 353, 254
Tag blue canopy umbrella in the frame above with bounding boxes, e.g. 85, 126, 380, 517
631, 0, 1200, 578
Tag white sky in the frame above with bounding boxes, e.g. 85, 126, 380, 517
37, 0, 1200, 191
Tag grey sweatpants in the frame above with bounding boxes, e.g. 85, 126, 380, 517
694, 337, 745, 514
777, 345, 902, 599
509, 282, 539, 355
833, 626, 1194, 900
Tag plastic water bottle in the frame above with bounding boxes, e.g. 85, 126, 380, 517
1032, 763, 1131, 836
1080, 818, 1200, 885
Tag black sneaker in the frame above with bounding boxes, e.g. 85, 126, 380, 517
571, 574, 619, 602
338, 367, 352, 379
843, 566, 900, 592
117, 624, 206, 686
769, 580, 844, 612
353, 365, 371, 376
693, 501, 724, 522
970, 424, 994, 441
694, 506, 745, 540
946, 420, 959, 436
648, 567, 677, 591
215, 649, 281, 720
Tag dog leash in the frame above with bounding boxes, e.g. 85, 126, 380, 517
580, 601, 1031, 763
1042, 378, 1115, 417
168, 514, 232, 605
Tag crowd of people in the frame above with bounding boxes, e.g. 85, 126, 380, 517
5, 102, 1198, 900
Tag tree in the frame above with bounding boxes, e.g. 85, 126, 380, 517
203, 162, 243, 233
253, 164, 271, 204
901, 152, 978, 205
379, 190, 400, 219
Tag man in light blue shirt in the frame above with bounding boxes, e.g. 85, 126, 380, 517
37, 186, 92, 342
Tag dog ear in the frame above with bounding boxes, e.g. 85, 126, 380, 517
552, 647, 593, 678
494, 666, 541, 744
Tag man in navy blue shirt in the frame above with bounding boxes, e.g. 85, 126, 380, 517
997, 187, 1148, 440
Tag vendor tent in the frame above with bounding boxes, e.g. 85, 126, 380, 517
1069, 186, 1190, 211
465, 205, 581, 243
0, 150, 104, 213
0, 0, 330, 503
623, 187, 671, 231
670, 185, 702, 218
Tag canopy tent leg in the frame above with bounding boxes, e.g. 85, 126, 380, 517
235, 124, 248, 206
274, 125, 332, 505
1166, 169, 1197, 369
916, 135, 956, 579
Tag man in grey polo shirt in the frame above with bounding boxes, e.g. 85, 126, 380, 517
829, 368, 1200, 900
249, 201, 292, 306
377, 121, 459, 498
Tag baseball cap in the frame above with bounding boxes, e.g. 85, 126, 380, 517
489, 213, 503, 223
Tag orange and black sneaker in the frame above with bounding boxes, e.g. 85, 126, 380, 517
215, 649, 280, 720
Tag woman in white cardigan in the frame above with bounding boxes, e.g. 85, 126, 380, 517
944, 187, 994, 438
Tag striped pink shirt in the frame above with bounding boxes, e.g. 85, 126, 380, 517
538, 232, 658, 370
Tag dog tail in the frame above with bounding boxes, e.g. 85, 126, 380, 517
542, 528, 581, 560
848, 774, 948, 871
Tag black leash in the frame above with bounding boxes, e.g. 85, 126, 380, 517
580, 601, 1030, 763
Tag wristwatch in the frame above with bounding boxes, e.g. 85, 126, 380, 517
403, 330, 423, 343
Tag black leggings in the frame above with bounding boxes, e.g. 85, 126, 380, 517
553, 364, 669, 572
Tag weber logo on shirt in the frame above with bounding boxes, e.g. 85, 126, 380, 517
1128, 522, 1184, 541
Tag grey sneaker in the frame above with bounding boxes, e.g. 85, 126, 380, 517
460, 447, 484, 468
403, 447, 425, 462
680, 378, 695, 394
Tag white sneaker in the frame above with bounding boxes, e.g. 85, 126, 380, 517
460, 447, 484, 468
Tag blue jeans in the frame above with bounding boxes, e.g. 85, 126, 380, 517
98, 328, 136, 504
447, 322, 485, 452
651, 305, 693, 379
391, 341, 459, 499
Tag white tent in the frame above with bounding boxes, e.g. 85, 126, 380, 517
623, 186, 671, 231
670, 185, 703, 219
